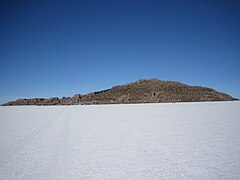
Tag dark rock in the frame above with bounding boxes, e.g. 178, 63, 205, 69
72, 94, 81, 104
47, 97, 60, 105
60, 97, 73, 105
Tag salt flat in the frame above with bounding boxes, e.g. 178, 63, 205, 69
0, 101, 240, 180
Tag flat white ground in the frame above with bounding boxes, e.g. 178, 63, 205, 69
0, 101, 240, 180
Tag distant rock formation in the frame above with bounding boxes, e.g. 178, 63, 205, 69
2, 79, 237, 106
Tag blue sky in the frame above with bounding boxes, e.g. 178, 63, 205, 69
0, 0, 240, 103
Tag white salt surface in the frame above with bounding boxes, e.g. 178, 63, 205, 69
0, 101, 240, 180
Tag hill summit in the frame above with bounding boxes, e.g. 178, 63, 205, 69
2, 79, 237, 106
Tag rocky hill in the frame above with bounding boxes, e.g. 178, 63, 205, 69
2, 79, 237, 106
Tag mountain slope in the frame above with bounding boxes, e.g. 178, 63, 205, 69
2, 79, 237, 106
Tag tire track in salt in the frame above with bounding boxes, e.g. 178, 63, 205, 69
0, 107, 67, 179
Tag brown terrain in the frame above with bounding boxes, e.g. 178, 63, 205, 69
2, 79, 237, 106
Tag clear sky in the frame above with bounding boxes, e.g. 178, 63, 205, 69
0, 0, 240, 103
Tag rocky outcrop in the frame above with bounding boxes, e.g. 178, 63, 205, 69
72, 94, 81, 103
60, 97, 73, 105
2, 79, 237, 106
